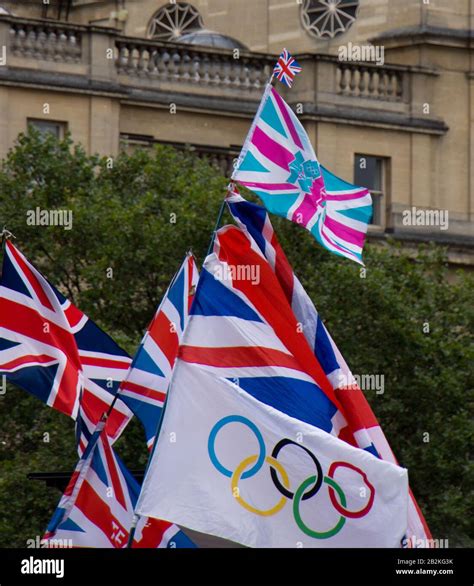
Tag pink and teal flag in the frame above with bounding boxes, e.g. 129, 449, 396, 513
232, 84, 372, 264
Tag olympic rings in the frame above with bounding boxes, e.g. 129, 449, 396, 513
327, 461, 375, 519
232, 455, 289, 516
208, 415, 266, 479
293, 476, 346, 539
270, 438, 323, 500
207, 416, 376, 540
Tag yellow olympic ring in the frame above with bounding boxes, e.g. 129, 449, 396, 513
231, 454, 290, 517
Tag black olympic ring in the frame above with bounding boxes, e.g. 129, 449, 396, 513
270, 438, 323, 501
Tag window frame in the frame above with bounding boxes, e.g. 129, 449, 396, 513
147, 2, 204, 42
354, 153, 389, 231
301, 0, 360, 40
27, 118, 67, 140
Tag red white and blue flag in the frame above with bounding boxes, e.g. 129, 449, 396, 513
43, 421, 195, 548
118, 253, 199, 450
0, 241, 133, 449
272, 48, 302, 88
179, 225, 344, 437
232, 83, 372, 264
226, 190, 432, 546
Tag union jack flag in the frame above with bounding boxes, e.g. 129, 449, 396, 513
272, 48, 302, 88
179, 225, 343, 436
226, 189, 432, 546
118, 253, 199, 450
43, 421, 195, 548
0, 241, 133, 450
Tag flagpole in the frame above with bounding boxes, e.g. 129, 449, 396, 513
205, 182, 232, 257
126, 514, 139, 548
0, 228, 15, 279
1, 227, 15, 249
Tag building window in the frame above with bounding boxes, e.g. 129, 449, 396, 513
147, 2, 203, 42
28, 119, 66, 139
354, 154, 387, 227
301, 0, 359, 40
120, 133, 239, 177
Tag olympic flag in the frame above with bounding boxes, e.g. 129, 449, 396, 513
136, 361, 408, 548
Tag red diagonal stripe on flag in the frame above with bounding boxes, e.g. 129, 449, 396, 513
179, 345, 301, 370
0, 354, 57, 371
149, 311, 179, 366
7, 242, 55, 311
120, 381, 166, 404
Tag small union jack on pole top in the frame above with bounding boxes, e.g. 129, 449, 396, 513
272, 48, 302, 88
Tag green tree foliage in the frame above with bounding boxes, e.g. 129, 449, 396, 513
0, 130, 472, 547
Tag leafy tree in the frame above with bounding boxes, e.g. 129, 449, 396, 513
0, 130, 472, 547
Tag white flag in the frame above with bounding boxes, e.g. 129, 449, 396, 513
137, 361, 408, 548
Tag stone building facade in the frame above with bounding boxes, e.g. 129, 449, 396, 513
0, 0, 472, 264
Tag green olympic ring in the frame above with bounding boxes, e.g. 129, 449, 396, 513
293, 476, 347, 539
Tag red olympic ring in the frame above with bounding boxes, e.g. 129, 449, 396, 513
327, 461, 375, 519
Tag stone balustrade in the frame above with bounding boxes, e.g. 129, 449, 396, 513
336, 63, 405, 101
9, 20, 82, 63
115, 39, 273, 93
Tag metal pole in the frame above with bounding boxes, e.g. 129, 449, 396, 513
126, 514, 140, 548
205, 188, 230, 258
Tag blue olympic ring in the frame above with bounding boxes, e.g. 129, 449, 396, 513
208, 415, 266, 479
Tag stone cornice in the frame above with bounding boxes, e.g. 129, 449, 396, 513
0, 67, 126, 98
296, 103, 448, 135
0, 66, 449, 134
370, 25, 473, 50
